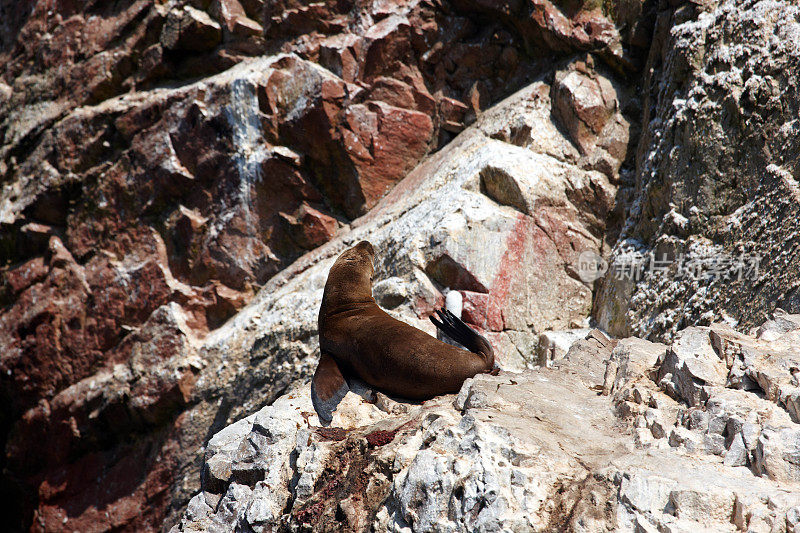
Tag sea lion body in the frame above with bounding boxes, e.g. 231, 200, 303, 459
312, 241, 494, 421
320, 296, 489, 400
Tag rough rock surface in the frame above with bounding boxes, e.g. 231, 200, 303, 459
173, 316, 800, 532
9, 0, 800, 531
595, 0, 800, 341
158, 73, 624, 527
0, 0, 647, 530
0, 0, 639, 523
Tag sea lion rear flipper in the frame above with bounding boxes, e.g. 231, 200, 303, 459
430, 309, 495, 369
311, 352, 349, 425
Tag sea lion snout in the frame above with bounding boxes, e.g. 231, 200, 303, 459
353, 241, 375, 276
358, 241, 376, 279
355, 240, 375, 256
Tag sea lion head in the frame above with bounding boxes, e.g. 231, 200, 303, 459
322, 240, 376, 308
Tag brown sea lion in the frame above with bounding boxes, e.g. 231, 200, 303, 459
311, 240, 495, 423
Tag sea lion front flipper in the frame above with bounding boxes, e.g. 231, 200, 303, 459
430, 308, 495, 369
311, 352, 349, 425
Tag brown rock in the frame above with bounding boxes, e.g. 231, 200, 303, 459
552, 68, 615, 154
440, 96, 470, 132
3, 257, 48, 296
279, 204, 340, 251
0, 0, 645, 530
214, 0, 262, 36
161, 6, 223, 52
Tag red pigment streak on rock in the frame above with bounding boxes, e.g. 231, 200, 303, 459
365, 428, 399, 447
295, 501, 325, 524
492, 214, 532, 306
461, 291, 490, 330
462, 213, 532, 332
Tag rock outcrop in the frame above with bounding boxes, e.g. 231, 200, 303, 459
595, 0, 800, 341
0, 0, 639, 523
172, 315, 800, 532
163, 70, 625, 531
6, 0, 800, 531
0, 0, 646, 530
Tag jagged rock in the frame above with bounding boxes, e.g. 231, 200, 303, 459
161, 6, 223, 52
656, 327, 727, 406
643, 315, 800, 484
605, 336, 667, 396
1, 4, 634, 526
595, 0, 800, 341
707, 314, 800, 422
174, 323, 800, 532
212, 0, 263, 38
756, 310, 800, 341
754, 426, 800, 483
534, 328, 592, 366
724, 432, 748, 467
0, 52, 625, 528
551, 59, 630, 177
7, 0, 800, 530
668, 426, 704, 453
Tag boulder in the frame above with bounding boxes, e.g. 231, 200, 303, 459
656, 327, 727, 406
161, 6, 223, 52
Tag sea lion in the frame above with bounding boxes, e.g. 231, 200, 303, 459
311, 240, 495, 423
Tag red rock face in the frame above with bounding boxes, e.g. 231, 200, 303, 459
0, 0, 649, 530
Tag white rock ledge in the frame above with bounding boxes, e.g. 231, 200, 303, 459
173, 319, 800, 532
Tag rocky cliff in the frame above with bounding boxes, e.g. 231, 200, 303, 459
1, 0, 799, 531
172, 318, 800, 532
595, 0, 800, 340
